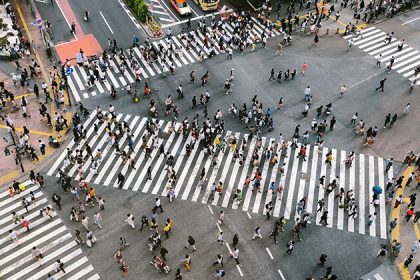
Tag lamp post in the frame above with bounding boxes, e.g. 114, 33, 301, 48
9, 128, 25, 173
61, 58, 73, 106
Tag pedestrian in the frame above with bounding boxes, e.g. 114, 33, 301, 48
230, 248, 241, 266
317, 198, 325, 212
375, 78, 387, 91
318, 254, 328, 267
140, 215, 149, 230
406, 208, 415, 222
117, 172, 125, 188
368, 212, 377, 226
213, 254, 224, 267
120, 261, 129, 277
54, 259, 65, 274
232, 233, 239, 247
181, 254, 191, 271
412, 240, 420, 254
319, 211, 328, 226
160, 247, 168, 261
389, 218, 398, 232
286, 240, 295, 254
269, 68, 275, 81
404, 254, 414, 268
269, 224, 279, 244
413, 211, 420, 223
218, 210, 224, 226
32, 246, 43, 266
394, 195, 403, 208
175, 268, 182, 280
9, 229, 20, 244
408, 193, 417, 208
321, 267, 333, 279
252, 227, 262, 240
265, 202, 273, 219
52, 193, 62, 210
163, 218, 171, 238
214, 269, 225, 278
93, 212, 103, 229
216, 231, 224, 244
153, 197, 164, 212
301, 62, 308, 75
125, 214, 135, 229
185, 235, 197, 251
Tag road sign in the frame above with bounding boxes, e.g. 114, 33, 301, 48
65, 67, 74, 76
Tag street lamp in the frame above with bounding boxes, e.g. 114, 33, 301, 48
61, 58, 73, 106
6, 128, 25, 173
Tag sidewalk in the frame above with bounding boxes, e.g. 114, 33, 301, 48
0, 0, 72, 186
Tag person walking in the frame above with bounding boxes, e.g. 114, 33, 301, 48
252, 227, 262, 240
32, 246, 43, 266
389, 218, 398, 232
318, 254, 328, 267
319, 211, 328, 226
181, 254, 191, 271
93, 212, 103, 229
185, 235, 197, 251
117, 172, 125, 188
368, 212, 377, 226
54, 259, 65, 274
412, 240, 420, 254
286, 240, 295, 254
125, 213, 135, 229
229, 248, 241, 266
153, 197, 164, 212
404, 254, 414, 268
140, 215, 149, 230
269, 224, 279, 244
232, 233, 239, 247
375, 78, 387, 91
52, 193, 62, 210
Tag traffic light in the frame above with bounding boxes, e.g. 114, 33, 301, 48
4, 147, 10, 156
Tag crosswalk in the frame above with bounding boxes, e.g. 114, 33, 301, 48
47, 112, 392, 239
344, 26, 420, 84
147, 0, 175, 23
67, 17, 282, 101
0, 182, 100, 280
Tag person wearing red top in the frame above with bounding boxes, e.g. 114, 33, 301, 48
406, 208, 415, 222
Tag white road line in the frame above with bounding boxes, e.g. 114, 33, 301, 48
273, 143, 291, 217
247, 212, 252, 219
294, 145, 310, 218
368, 155, 376, 237
337, 150, 346, 230
99, 11, 114, 34
161, 9, 233, 28
326, 149, 337, 228
67, 76, 81, 102
402, 15, 420, 25
358, 154, 365, 235
315, 148, 328, 225
377, 157, 387, 239
55, 0, 78, 40
266, 247, 274, 259
284, 147, 299, 219
278, 269, 286, 280
306, 146, 319, 213
208, 204, 214, 215
116, 0, 141, 29
348, 156, 356, 232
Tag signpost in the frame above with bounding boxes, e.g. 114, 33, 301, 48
65, 67, 74, 76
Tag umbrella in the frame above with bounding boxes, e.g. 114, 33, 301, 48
372, 185, 382, 195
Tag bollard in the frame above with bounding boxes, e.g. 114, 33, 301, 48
326, 28, 329, 35
336, 28, 340, 34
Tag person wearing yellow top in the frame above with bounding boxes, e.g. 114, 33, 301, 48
163, 218, 172, 238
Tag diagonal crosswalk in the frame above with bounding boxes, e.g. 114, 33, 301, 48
344, 26, 420, 84
66, 17, 282, 101
47, 112, 391, 239
0, 182, 100, 280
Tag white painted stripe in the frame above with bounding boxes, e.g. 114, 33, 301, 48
294, 145, 310, 218
163, 133, 194, 197
171, 36, 195, 63
374, 273, 385, 280
337, 150, 346, 230
77, 65, 89, 87
67, 75, 81, 102
100, 11, 114, 34
326, 149, 337, 228
201, 132, 233, 203
151, 127, 186, 195
94, 78, 105, 93
85, 274, 101, 280
0, 191, 44, 217
174, 135, 201, 197
284, 147, 300, 219
181, 149, 206, 200
191, 148, 213, 202
141, 123, 180, 193
368, 39, 398, 55
83, 92, 89, 99
306, 146, 319, 213
0, 184, 37, 207
65, 263, 94, 280
107, 69, 120, 88
266, 247, 273, 259
0, 180, 31, 199
208, 204, 213, 214
262, 140, 280, 214
4, 237, 75, 280
368, 156, 376, 237
103, 116, 141, 186
396, 55, 420, 72
357, 34, 387, 49
118, 76, 127, 86
159, 40, 184, 67
348, 156, 355, 232
0, 233, 71, 277
212, 133, 241, 206
381, 47, 414, 62
377, 157, 387, 239
315, 148, 328, 225
392, 53, 420, 69
133, 46, 157, 76
278, 269, 286, 280
71, 67, 85, 90
93, 114, 129, 184
352, 29, 383, 43
0, 198, 47, 226
273, 143, 292, 217
252, 138, 274, 213
242, 137, 265, 212
358, 154, 365, 235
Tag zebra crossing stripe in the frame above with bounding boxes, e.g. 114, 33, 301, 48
254, 138, 275, 213
359, 154, 366, 235
67, 77, 81, 102
201, 132, 233, 204
273, 142, 291, 217
306, 146, 319, 213
47, 110, 97, 176
348, 157, 356, 232
242, 137, 266, 212
315, 148, 328, 225
337, 150, 346, 230
0, 191, 44, 217
378, 157, 387, 239
0, 198, 48, 226
140, 123, 180, 193
284, 146, 300, 219
72, 67, 85, 91
382, 47, 414, 63
368, 156, 376, 237
67, 263, 95, 280
371, 40, 400, 56
326, 149, 337, 228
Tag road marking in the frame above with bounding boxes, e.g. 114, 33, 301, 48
54, 0, 78, 40
247, 212, 252, 219
374, 273, 385, 280
278, 269, 286, 280
402, 15, 420, 25
99, 11, 114, 34
266, 247, 273, 260
208, 204, 214, 215
237, 265, 244, 276
216, 222, 222, 232
158, 0, 179, 23
162, 9, 233, 28
116, 0, 141, 29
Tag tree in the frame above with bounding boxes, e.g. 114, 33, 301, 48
135, 0, 149, 23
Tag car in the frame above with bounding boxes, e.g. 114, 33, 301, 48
169, 0, 192, 16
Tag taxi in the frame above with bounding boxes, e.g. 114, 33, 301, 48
170, 0, 192, 16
